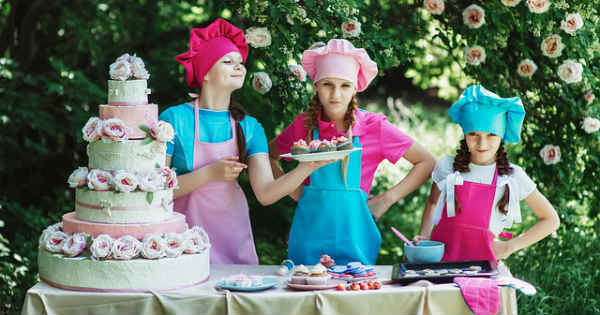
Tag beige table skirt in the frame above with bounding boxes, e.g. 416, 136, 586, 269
22, 264, 518, 315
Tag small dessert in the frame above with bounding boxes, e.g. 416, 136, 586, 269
334, 135, 352, 150
291, 264, 310, 284
290, 139, 309, 155
306, 264, 329, 285
319, 254, 335, 268
308, 140, 321, 152
318, 140, 336, 152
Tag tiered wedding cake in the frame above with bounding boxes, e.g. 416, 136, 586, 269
37, 54, 210, 292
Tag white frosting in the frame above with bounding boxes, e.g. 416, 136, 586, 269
75, 188, 173, 224
87, 140, 166, 171
107, 80, 150, 105
38, 248, 209, 291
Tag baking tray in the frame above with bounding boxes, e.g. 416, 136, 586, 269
391, 260, 498, 285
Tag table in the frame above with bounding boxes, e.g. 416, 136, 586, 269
22, 265, 517, 315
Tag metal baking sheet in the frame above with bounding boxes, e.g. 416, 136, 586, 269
391, 260, 498, 285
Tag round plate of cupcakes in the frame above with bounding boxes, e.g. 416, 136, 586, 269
286, 263, 346, 290
281, 136, 361, 162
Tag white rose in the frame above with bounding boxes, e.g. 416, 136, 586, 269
527, 0, 551, 14
557, 60, 583, 84
67, 167, 89, 188
62, 233, 88, 257
501, 0, 521, 7
245, 27, 272, 48
164, 233, 185, 258
141, 233, 166, 259
464, 46, 486, 66
183, 226, 210, 254
129, 55, 150, 80
82, 117, 102, 142
463, 4, 485, 29
113, 171, 138, 192
138, 170, 163, 192
582, 117, 600, 134
289, 64, 306, 82
87, 169, 113, 191
101, 118, 129, 142
539, 145, 561, 165
39, 228, 55, 248
541, 34, 565, 58
517, 59, 538, 78
584, 91, 595, 105
561, 13, 584, 36
341, 19, 361, 38
150, 121, 175, 143
112, 235, 142, 260
90, 234, 113, 259
424, 0, 445, 15
252, 72, 272, 95
45, 231, 69, 253
157, 167, 178, 190
109, 60, 132, 81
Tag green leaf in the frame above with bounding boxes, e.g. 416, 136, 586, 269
155, 163, 160, 168
141, 137, 154, 145
146, 192, 154, 204
139, 125, 151, 134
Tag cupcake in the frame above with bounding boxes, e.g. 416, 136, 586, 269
290, 139, 309, 155
291, 264, 310, 284
308, 140, 321, 153
318, 140, 336, 152
334, 135, 352, 151
306, 264, 330, 285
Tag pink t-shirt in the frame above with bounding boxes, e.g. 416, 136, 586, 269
275, 109, 414, 196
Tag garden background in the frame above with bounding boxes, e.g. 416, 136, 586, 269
1, 0, 599, 314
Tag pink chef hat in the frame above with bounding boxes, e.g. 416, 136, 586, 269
301, 39, 378, 92
175, 18, 249, 88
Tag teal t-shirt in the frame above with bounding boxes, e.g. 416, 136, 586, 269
159, 103, 268, 175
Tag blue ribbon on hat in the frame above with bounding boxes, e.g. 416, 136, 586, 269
448, 85, 525, 143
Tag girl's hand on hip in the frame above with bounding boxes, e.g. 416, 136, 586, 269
367, 193, 394, 221
208, 156, 248, 181
492, 240, 513, 260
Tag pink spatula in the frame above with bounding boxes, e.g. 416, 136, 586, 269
391, 226, 415, 247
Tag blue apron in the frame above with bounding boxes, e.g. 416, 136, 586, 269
288, 129, 382, 265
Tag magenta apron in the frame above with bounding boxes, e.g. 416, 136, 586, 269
431, 168, 498, 263
173, 103, 258, 264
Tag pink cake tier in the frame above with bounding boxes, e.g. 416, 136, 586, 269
62, 212, 187, 239
99, 104, 158, 139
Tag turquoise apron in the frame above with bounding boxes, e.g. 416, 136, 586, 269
288, 129, 382, 265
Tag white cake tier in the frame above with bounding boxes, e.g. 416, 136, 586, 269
107, 80, 150, 106
99, 104, 158, 139
75, 189, 173, 224
38, 249, 209, 292
87, 140, 165, 171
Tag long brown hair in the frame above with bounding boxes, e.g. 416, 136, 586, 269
303, 92, 358, 141
452, 139, 513, 214
229, 100, 247, 164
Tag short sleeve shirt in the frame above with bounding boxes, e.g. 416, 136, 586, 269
159, 103, 268, 175
275, 109, 414, 196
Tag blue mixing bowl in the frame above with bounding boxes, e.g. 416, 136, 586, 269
404, 241, 445, 263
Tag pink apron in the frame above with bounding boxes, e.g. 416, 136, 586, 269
173, 103, 258, 264
431, 168, 498, 263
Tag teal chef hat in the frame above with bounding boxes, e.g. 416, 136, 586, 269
448, 85, 526, 143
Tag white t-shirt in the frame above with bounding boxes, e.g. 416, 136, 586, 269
431, 155, 537, 236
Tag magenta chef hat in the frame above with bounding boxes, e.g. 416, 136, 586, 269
301, 39, 378, 92
175, 18, 249, 88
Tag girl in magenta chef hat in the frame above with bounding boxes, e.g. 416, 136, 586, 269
268, 39, 436, 265
160, 19, 335, 264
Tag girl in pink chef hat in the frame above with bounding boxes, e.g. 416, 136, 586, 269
160, 19, 335, 264
268, 39, 436, 265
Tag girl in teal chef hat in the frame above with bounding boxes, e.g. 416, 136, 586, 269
414, 85, 560, 263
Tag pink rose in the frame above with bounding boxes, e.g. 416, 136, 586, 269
141, 233, 166, 259
582, 117, 600, 134
157, 167, 178, 190
62, 233, 88, 257
183, 226, 211, 254
464, 45, 486, 66
150, 121, 175, 143
463, 4, 485, 29
87, 169, 113, 191
112, 235, 142, 260
341, 19, 362, 38
164, 233, 185, 258
113, 171, 138, 192
289, 64, 307, 82
561, 13, 584, 36
45, 231, 69, 253
68, 167, 89, 188
90, 234, 113, 260
539, 145, 561, 165
82, 117, 102, 142
517, 59, 538, 78
137, 170, 163, 192
109, 59, 132, 81
527, 0, 551, 14
101, 118, 129, 142
424, 0, 445, 15
130, 55, 150, 80
584, 91, 595, 105
540, 34, 564, 58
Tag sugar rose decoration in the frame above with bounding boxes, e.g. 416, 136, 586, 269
539, 144, 561, 165
517, 59, 538, 78
62, 233, 88, 257
164, 233, 185, 258
424, 0, 445, 15
540, 34, 565, 58
561, 13, 584, 36
68, 167, 89, 188
150, 121, 175, 143
245, 27, 272, 48
87, 169, 113, 191
341, 19, 362, 38
527, 0, 550, 14
464, 46, 486, 66
101, 118, 129, 142
90, 234, 114, 260
137, 170, 164, 192
109, 53, 150, 80
112, 235, 142, 260
463, 4, 485, 29
141, 233, 167, 259
252, 72, 272, 94
582, 117, 600, 134
113, 171, 139, 192
557, 60, 583, 84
